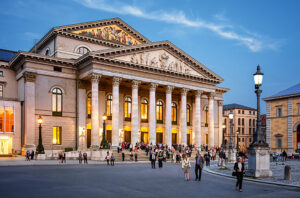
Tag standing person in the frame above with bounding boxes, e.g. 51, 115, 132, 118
31, 150, 35, 160
234, 157, 245, 192
122, 151, 125, 161
83, 152, 88, 164
130, 152, 134, 161
110, 153, 115, 166
59, 152, 62, 163
134, 152, 138, 162
158, 151, 163, 168
282, 150, 287, 162
195, 153, 204, 181
78, 151, 83, 164
63, 152, 66, 163
182, 154, 191, 181
106, 152, 110, 165
151, 152, 156, 169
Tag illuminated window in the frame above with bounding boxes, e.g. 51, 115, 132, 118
52, 126, 62, 145
106, 94, 112, 120
187, 104, 191, 126
124, 96, 132, 121
141, 99, 148, 122
171, 102, 177, 125
0, 107, 14, 132
0, 84, 3, 98
87, 92, 91, 118
156, 100, 163, 123
52, 88, 62, 116
77, 47, 90, 55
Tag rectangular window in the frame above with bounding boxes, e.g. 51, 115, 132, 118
249, 138, 252, 143
277, 138, 282, 148
53, 126, 62, 145
249, 128, 251, 134
0, 84, 3, 98
242, 138, 244, 142
249, 111, 251, 115
0, 71, 3, 76
242, 128, 244, 135
53, 66, 62, 72
0, 107, 14, 132
238, 110, 240, 114
276, 106, 282, 117
242, 110, 244, 114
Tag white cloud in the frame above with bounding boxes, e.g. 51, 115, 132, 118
74, 0, 279, 52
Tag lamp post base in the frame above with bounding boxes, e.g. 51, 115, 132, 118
246, 145, 272, 178
226, 148, 236, 163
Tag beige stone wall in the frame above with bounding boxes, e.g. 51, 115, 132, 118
0, 67, 18, 99
270, 99, 287, 117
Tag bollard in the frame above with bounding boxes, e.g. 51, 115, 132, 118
284, 165, 291, 180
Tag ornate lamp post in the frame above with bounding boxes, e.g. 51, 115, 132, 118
246, 65, 272, 178
236, 131, 240, 151
228, 111, 234, 149
36, 115, 44, 154
100, 113, 109, 149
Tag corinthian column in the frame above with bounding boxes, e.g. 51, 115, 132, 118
165, 85, 174, 148
180, 88, 189, 146
149, 83, 158, 145
131, 80, 141, 145
90, 73, 101, 150
218, 100, 223, 147
195, 90, 203, 147
112, 77, 122, 147
208, 93, 215, 148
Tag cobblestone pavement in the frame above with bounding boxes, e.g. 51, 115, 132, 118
0, 162, 300, 198
207, 160, 300, 186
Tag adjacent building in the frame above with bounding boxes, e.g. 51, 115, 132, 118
222, 103, 257, 151
264, 83, 300, 154
0, 18, 228, 155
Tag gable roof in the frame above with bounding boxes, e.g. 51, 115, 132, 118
223, 103, 256, 111
0, 49, 17, 62
91, 40, 223, 82
264, 83, 300, 101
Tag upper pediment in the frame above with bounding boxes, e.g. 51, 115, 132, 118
54, 18, 150, 46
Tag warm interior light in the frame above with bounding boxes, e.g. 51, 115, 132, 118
38, 115, 43, 124
102, 114, 107, 121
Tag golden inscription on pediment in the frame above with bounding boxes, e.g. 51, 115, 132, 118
71, 24, 142, 46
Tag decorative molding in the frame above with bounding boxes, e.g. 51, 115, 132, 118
89, 73, 101, 83
149, 83, 158, 92
218, 100, 223, 106
132, 80, 141, 89
112, 77, 122, 86
166, 85, 174, 94
208, 92, 215, 99
195, 90, 203, 97
181, 88, 189, 96
23, 71, 36, 83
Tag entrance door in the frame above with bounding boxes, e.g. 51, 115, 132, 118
156, 133, 163, 144
141, 132, 149, 143
172, 133, 177, 144
187, 134, 190, 145
87, 129, 91, 148
106, 130, 112, 143
124, 131, 131, 143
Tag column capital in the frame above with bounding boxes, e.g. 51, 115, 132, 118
181, 88, 189, 96
149, 83, 158, 91
89, 73, 101, 82
23, 71, 36, 83
166, 85, 174, 94
112, 77, 122, 86
132, 80, 141, 89
218, 100, 223, 106
208, 92, 216, 99
195, 90, 203, 97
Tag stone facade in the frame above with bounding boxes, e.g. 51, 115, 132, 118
5, 18, 228, 153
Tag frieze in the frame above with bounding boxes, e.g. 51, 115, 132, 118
23, 71, 36, 83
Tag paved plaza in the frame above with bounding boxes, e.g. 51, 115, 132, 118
0, 162, 299, 198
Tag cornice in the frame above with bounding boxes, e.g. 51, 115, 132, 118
263, 94, 300, 102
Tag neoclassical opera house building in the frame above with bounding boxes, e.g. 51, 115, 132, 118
0, 18, 228, 155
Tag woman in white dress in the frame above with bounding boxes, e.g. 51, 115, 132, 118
182, 154, 191, 181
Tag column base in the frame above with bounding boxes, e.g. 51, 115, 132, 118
246, 145, 272, 178
91, 145, 99, 151
91, 150, 108, 160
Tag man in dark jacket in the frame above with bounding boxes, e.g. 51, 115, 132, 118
151, 152, 156, 169
195, 153, 204, 181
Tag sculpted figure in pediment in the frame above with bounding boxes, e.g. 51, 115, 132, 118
150, 57, 158, 67
159, 52, 169, 69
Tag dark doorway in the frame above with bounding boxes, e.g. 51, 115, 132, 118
106, 130, 112, 143
141, 132, 148, 143
156, 133, 163, 144
124, 131, 131, 143
172, 133, 177, 144
87, 129, 91, 148
187, 134, 190, 145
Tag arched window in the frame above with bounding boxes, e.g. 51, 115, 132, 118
187, 104, 191, 126
238, 118, 241, 125
242, 118, 244, 126
124, 96, 132, 121
249, 119, 252, 127
45, 48, 50, 56
87, 92, 91, 118
171, 102, 177, 125
156, 100, 163, 123
141, 99, 148, 122
253, 119, 256, 131
76, 47, 90, 55
106, 94, 112, 120
52, 88, 62, 116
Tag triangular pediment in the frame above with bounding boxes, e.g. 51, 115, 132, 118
92, 41, 223, 82
54, 18, 150, 46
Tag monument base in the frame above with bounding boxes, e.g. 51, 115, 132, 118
226, 148, 236, 163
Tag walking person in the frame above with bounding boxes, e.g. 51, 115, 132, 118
63, 152, 66, 163
79, 151, 83, 164
158, 151, 163, 168
130, 152, 134, 161
195, 153, 204, 181
83, 152, 88, 164
122, 151, 125, 161
182, 154, 191, 181
106, 151, 110, 165
234, 157, 245, 192
110, 153, 115, 166
151, 152, 156, 169
31, 150, 35, 160
134, 152, 138, 162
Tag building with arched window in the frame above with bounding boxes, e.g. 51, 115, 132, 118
2, 18, 228, 155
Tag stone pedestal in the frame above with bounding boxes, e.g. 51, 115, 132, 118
226, 148, 236, 163
246, 145, 272, 178
90, 150, 109, 161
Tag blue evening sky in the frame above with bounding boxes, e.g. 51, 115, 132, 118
1, 0, 300, 113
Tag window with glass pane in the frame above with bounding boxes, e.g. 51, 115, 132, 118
238, 118, 240, 125
53, 126, 62, 145
87, 92, 91, 118
156, 100, 163, 123
0, 84, 3, 98
124, 96, 132, 121
52, 88, 62, 116
277, 138, 282, 148
187, 104, 191, 126
106, 94, 112, 120
77, 47, 90, 55
0, 107, 4, 132
141, 99, 148, 122
171, 102, 177, 125
276, 106, 282, 117
249, 119, 252, 127
242, 118, 244, 126
0, 107, 14, 132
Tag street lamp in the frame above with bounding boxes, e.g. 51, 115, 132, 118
221, 124, 226, 148
100, 113, 109, 149
228, 111, 234, 149
37, 115, 45, 154
236, 131, 240, 151
252, 65, 266, 146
